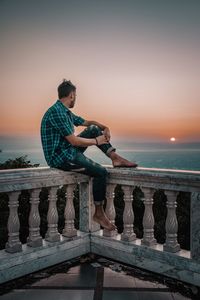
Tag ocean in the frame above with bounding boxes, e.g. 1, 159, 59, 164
0, 135, 200, 171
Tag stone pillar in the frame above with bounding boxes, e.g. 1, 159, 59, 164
89, 179, 101, 232
45, 186, 60, 242
141, 188, 156, 246
103, 184, 117, 237
62, 184, 77, 237
191, 192, 200, 262
6, 191, 22, 253
79, 182, 90, 232
27, 188, 43, 247
121, 185, 136, 242
163, 190, 180, 252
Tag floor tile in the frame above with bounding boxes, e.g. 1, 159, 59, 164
172, 293, 191, 299
138, 291, 173, 300
31, 264, 96, 288
0, 289, 94, 300
135, 277, 157, 288
103, 290, 139, 300
103, 267, 136, 288
0, 260, 195, 300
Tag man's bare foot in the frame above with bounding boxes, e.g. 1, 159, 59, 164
109, 152, 138, 168
112, 157, 138, 168
93, 214, 116, 231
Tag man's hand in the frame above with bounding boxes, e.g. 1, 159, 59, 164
96, 135, 110, 145
103, 127, 111, 142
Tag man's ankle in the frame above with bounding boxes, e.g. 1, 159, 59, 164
109, 151, 118, 160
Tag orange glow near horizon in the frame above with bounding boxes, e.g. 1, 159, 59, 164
0, 1, 200, 143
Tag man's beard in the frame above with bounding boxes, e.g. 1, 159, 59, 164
69, 100, 75, 108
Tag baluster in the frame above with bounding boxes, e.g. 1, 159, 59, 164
121, 185, 136, 241
45, 186, 60, 242
191, 192, 200, 262
79, 182, 90, 232
6, 191, 22, 253
62, 184, 77, 237
163, 190, 180, 252
103, 184, 117, 237
27, 188, 43, 247
141, 188, 156, 246
90, 179, 100, 232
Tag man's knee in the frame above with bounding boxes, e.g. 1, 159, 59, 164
88, 125, 102, 137
98, 166, 108, 178
102, 166, 108, 176
92, 165, 108, 178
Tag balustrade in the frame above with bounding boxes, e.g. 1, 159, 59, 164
0, 166, 200, 287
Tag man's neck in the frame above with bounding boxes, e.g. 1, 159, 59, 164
59, 98, 70, 108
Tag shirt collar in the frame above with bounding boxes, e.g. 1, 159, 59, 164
56, 100, 71, 113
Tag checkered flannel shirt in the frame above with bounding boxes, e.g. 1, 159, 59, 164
41, 100, 85, 167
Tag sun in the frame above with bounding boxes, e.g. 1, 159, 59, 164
170, 137, 176, 142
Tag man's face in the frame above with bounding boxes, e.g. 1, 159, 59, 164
69, 91, 76, 108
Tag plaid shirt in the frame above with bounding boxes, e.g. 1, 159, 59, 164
40, 100, 85, 167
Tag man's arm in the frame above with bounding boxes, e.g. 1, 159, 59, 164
82, 120, 107, 130
65, 133, 109, 147
82, 120, 111, 141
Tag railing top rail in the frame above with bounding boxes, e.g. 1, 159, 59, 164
105, 166, 200, 192
0, 166, 200, 193
104, 165, 200, 175
0, 167, 89, 193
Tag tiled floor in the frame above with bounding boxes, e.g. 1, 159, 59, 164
0, 257, 198, 300
0, 290, 94, 300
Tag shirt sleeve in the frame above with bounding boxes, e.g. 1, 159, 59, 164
48, 109, 74, 136
71, 112, 85, 127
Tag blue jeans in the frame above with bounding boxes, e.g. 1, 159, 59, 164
57, 125, 116, 205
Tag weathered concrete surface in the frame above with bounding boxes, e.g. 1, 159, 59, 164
0, 166, 200, 287
90, 231, 200, 287
191, 192, 200, 263
0, 232, 90, 284
106, 166, 200, 192
0, 167, 89, 193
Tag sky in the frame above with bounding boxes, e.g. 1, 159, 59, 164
0, 0, 200, 142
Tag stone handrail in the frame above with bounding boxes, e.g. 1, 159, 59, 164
106, 166, 200, 192
0, 166, 200, 286
0, 167, 89, 253
0, 167, 89, 193
104, 167, 200, 259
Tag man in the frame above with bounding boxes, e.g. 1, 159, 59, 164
41, 79, 137, 231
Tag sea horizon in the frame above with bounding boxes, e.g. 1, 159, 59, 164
1, 135, 200, 171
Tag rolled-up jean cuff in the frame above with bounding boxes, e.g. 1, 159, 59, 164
106, 146, 116, 156
94, 200, 104, 206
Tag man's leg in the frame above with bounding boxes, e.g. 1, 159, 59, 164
77, 125, 138, 167
77, 125, 115, 156
58, 151, 116, 231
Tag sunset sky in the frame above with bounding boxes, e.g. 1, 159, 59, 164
0, 0, 200, 142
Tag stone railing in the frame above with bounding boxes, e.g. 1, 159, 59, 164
0, 166, 200, 286
91, 167, 200, 287
0, 167, 92, 284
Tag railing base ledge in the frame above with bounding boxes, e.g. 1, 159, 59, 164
90, 233, 200, 287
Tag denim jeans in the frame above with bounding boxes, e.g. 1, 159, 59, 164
57, 125, 116, 205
